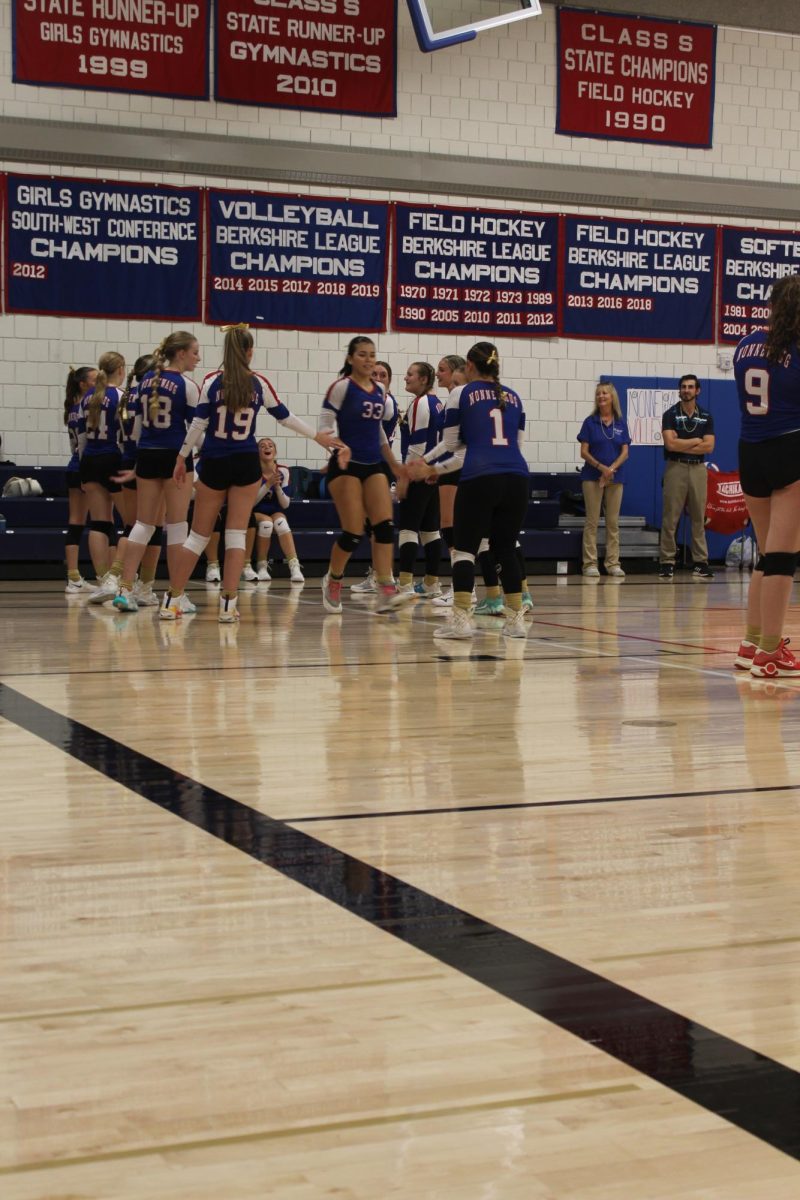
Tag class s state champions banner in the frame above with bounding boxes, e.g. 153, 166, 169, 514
393, 203, 559, 338
5, 175, 202, 320
207, 190, 389, 331
12, 0, 209, 99
557, 8, 716, 148
215, 0, 396, 116
719, 226, 800, 344
561, 216, 716, 342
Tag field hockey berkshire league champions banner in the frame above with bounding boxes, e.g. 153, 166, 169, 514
5, 175, 202, 319
561, 216, 716, 342
393, 203, 559, 337
207, 190, 390, 331
719, 227, 800, 344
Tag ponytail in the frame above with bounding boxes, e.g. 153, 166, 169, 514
221, 325, 254, 412
86, 370, 109, 432
148, 331, 196, 422
467, 341, 506, 409
63, 365, 93, 426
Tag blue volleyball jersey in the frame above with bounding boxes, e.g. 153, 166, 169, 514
321, 377, 386, 464
196, 371, 289, 459
381, 392, 399, 445
137, 369, 199, 451
79, 387, 122, 456
444, 382, 528, 481
66, 402, 81, 469
734, 331, 800, 442
255, 465, 291, 508
400, 393, 443, 461
118, 381, 138, 463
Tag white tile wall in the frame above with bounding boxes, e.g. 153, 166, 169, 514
1, 5, 799, 473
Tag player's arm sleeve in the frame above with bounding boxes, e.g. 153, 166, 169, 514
178, 385, 210, 458
318, 378, 347, 436
424, 392, 464, 475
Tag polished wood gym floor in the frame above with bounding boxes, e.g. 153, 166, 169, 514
2, 571, 800, 1199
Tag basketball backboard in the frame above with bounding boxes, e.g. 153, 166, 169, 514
406, 1, 541, 53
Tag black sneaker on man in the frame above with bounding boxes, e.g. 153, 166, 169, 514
658, 563, 674, 581
692, 563, 714, 581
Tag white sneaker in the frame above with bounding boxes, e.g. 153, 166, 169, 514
431, 589, 454, 608
396, 582, 416, 596
132, 582, 159, 607
178, 593, 197, 615
606, 565, 626, 578
434, 607, 475, 640
351, 569, 377, 594
241, 564, 258, 583
112, 587, 139, 614
219, 594, 239, 624
205, 562, 221, 583
502, 609, 528, 639
288, 558, 305, 584
256, 561, 271, 582
88, 572, 120, 605
414, 581, 443, 598
65, 576, 86, 593
373, 583, 418, 614
582, 566, 601, 578
322, 573, 343, 614
159, 591, 183, 621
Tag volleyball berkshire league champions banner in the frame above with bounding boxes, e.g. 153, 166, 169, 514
12, 0, 210, 99
393, 203, 559, 337
719, 227, 800, 344
561, 216, 716, 342
557, 8, 716, 148
5, 175, 202, 319
215, 0, 396, 116
207, 190, 390, 331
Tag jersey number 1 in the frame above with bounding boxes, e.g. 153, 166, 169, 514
489, 407, 509, 446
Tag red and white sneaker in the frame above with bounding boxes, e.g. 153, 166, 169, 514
750, 639, 800, 678
734, 640, 758, 671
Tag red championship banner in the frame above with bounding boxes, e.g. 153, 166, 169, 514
215, 0, 396, 117
12, 0, 210, 99
557, 7, 716, 148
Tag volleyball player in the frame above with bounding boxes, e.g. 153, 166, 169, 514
78, 351, 126, 602
63, 365, 96, 592
397, 360, 444, 598
351, 359, 399, 596
252, 436, 305, 583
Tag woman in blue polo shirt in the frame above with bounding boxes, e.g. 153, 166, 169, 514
577, 382, 631, 578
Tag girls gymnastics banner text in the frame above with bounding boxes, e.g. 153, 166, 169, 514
393, 203, 559, 337
215, 0, 396, 116
556, 8, 716, 148
561, 216, 716, 342
12, 0, 210, 99
718, 227, 800, 344
206, 190, 390, 331
5, 175, 202, 320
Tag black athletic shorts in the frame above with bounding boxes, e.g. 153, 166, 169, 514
439, 468, 462, 488
398, 479, 440, 534
136, 448, 195, 481
739, 430, 800, 498
66, 469, 83, 491
79, 452, 122, 493
199, 452, 262, 492
453, 473, 529, 555
326, 451, 387, 485
120, 457, 138, 490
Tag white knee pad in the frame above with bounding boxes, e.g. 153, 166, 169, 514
184, 529, 210, 556
273, 515, 290, 537
129, 521, 156, 546
225, 527, 247, 551
398, 530, 419, 548
166, 521, 188, 546
257, 520, 274, 539
420, 529, 440, 545
453, 549, 476, 565
478, 538, 490, 555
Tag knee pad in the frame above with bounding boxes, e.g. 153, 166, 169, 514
755, 555, 766, 573
184, 529, 210, 556
225, 527, 248, 551
89, 519, 115, 541
420, 529, 440, 546
148, 525, 163, 547
166, 521, 188, 546
398, 530, 419, 548
337, 530, 361, 553
478, 538, 490, 555
65, 523, 84, 546
128, 521, 156, 547
273, 515, 290, 537
452, 549, 476, 566
372, 519, 394, 545
248, 512, 258, 530
762, 552, 798, 577
258, 520, 274, 539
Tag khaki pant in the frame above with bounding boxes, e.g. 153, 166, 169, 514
659, 461, 708, 565
582, 481, 623, 570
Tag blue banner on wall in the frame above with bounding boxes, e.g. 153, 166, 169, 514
5, 174, 202, 320
719, 226, 800, 344
393, 203, 559, 338
207, 190, 389, 331
562, 216, 716, 342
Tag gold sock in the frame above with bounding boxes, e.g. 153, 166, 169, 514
399, 571, 413, 587
745, 626, 761, 646
109, 560, 123, 577
423, 575, 438, 588
760, 634, 781, 653
486, 585, 502, 600
67, 569, 81, 582
505, 593, 522, 612
376, 574, 393, 586
454, 592, 472, 611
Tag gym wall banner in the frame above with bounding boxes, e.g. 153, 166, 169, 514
719, 226, 800, 344
556, 7, 716, 148
4, 175, 202, 320
215, 0, 396, 116
393, 203, 559, 338
12, 0, 210, 100
561, 215, 716, 342
206, 190, 390, 331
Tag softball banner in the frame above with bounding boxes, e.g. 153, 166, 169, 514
12, 0, 209, 99
719, 226, 800, 344
561, 215, 716, 342
207, 190, 390, 331
5, 175, 202, 320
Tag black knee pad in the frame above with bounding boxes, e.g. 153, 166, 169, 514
372, 519, 394, 545
762, 552, 798, 577
337, 530, 362, 553
65, 523, 84, 546
149, 525, 164, 547
90, 520, 115, 541
755, 554, 766, 573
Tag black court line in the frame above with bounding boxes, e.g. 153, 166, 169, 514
2, 680, 799, 1162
